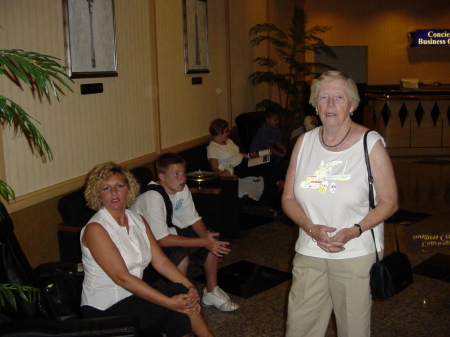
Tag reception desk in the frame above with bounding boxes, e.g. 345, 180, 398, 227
365, 88, 450, 156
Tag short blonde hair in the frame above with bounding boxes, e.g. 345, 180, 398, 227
84, 162, 140, 211
309, 71, 360, 109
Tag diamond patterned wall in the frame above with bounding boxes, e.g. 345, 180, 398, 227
367, 100, 450, 148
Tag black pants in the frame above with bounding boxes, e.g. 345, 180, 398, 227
81, 283, 191, 337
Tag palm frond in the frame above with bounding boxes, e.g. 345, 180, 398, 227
0, 49, 74, 101
306, 24, 333, 36
0, 284, 41, 311
0, 180, 15, 201
255, 100, 284, 113
253, 57, 277, 69
0, 96, 52, 160
250, 35, 291, 50
248, 71, 292, 90
0, 48, 73, 206
248, 7, 334, 140
249, 23, 287, 41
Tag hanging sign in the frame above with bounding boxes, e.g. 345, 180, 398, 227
408, 30, 450, 47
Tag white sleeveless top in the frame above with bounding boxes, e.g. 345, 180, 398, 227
207, 139, 244, 169
293, 127, 385, 259
80, 208, 151, 310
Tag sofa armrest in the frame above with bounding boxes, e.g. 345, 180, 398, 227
57, 223, 84, 263
0, 316, 139, 337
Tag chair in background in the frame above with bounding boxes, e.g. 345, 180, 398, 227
235, 112, 265, 153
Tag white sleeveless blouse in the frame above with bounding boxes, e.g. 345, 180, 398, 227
80, 208, 151, 310
293, 127, 385, 259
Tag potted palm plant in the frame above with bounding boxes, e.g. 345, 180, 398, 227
0, 48, 73, 309
248, 7, 336, 141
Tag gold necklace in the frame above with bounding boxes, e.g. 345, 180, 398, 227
321, 125, 352, 148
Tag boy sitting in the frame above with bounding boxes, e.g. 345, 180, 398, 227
130, 153, 239, 312
249, 109, 289, 159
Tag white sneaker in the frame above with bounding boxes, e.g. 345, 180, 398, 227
202, 286, 239, 312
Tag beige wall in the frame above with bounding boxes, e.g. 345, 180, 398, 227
305, 0, 450, 84
1, 0, 299, 267
0, 0, 159, 212
228, 0, 304, 123
155, 0, 230, 149
0, 0, 231, 266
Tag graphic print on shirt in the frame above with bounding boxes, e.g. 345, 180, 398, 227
174, 198, 184, 211
300, 159, 351, 194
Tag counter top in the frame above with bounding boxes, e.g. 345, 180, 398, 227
366, 89, 450, 100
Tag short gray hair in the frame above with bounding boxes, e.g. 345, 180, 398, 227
309, 71, 360, 110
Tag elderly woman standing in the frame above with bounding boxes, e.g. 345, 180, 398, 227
80, 162, 214, 337
283, 71, 398, 337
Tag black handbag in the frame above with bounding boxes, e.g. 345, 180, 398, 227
363, 131, 413, 300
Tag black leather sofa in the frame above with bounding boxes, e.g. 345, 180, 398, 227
0, 203, 138, 336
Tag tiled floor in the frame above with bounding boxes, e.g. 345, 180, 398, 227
191, 156, 450, 336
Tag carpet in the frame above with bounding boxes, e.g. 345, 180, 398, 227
386, 209, 432, 226
193, 260, 292, 299
412, 253, 450, 282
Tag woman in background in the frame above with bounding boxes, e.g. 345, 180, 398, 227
80, 162, 214, 337
283, 71, 398, 337
207, 119, 283, 216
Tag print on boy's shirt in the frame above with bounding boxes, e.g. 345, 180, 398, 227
300, 160, 351, 194
174, 199, 184, 211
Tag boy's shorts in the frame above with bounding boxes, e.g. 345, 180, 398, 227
161, 226, 211, 266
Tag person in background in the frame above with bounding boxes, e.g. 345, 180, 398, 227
289, 115, 319, 148
130, 153, 239, 312
80, 161, 214, 337
207, 119, 283, 216
249, 109, 289, 160
283, 71, 398, 337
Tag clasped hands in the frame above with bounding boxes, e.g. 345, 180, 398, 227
171, 286, 201, 315
309, 225, 358, 253
204, 232, 230, 257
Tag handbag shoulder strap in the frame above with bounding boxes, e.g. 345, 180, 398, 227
363, 131, 381, 263
363, 131, 375, 210
364, 131, 401, 255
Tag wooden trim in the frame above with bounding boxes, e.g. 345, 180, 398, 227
148, 0, 162, 154
189, 186, 221, 194
162, 134, 211, 154
6, 152, 159, 214
6, 133, 212, 214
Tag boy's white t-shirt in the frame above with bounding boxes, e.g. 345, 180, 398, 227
130, 182, 202, 240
